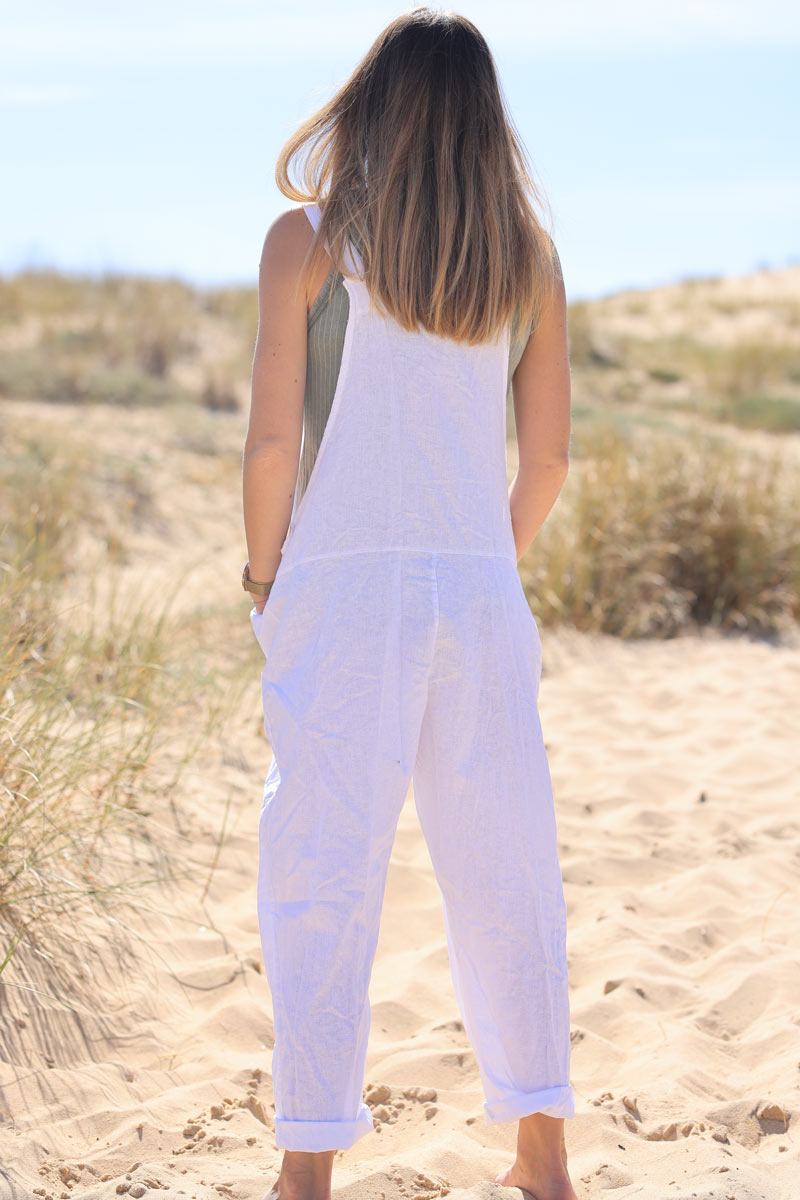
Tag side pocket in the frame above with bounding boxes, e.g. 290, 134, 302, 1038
517, 577, 543, 676
250, 603, 280, 661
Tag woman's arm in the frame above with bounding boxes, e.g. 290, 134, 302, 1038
508, 248, 572, 563
242, 209, 311, 609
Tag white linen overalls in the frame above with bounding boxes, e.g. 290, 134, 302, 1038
250, 202, 574, 1152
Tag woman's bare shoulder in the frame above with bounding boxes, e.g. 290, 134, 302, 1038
259, 206, 314, 269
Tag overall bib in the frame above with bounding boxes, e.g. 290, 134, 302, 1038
250, 202, 574, 1152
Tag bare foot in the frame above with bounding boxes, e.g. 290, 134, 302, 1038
261, 1148, 335, 1200
494, 1114, 578, 1200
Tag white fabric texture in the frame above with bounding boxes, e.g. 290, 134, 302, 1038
250, 201, 574, 1152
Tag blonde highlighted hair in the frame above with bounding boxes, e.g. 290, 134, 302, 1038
276, 6, 559, 345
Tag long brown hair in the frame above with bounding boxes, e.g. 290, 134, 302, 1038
276, 6, 558, 345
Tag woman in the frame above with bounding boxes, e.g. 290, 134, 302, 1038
242, 8, 575, 1200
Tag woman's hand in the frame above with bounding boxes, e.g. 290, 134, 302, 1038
251, 597, 269, 616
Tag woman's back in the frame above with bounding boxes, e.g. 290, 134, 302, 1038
299, 264, 534, 513
276, 202, 518, 577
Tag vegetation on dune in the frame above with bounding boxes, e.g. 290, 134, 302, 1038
564, 271, 800, 434
522, 421, 800, 638
0, 269, 255, 412
2, 265, 800, 431
0, 426, 250, 980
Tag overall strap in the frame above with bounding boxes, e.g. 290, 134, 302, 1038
302, 202, 364, 279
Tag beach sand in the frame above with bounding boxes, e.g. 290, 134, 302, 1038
2, 613, 798, 1199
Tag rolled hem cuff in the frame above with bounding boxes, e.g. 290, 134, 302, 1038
274, 1102, 374, 1151
483, 1084, 575, 1123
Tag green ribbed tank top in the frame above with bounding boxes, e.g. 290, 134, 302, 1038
298, 267, 533, 506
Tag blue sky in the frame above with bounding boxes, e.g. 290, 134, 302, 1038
2, 1, 798, 301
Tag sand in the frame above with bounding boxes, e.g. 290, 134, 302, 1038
1, 615, 798, 1200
